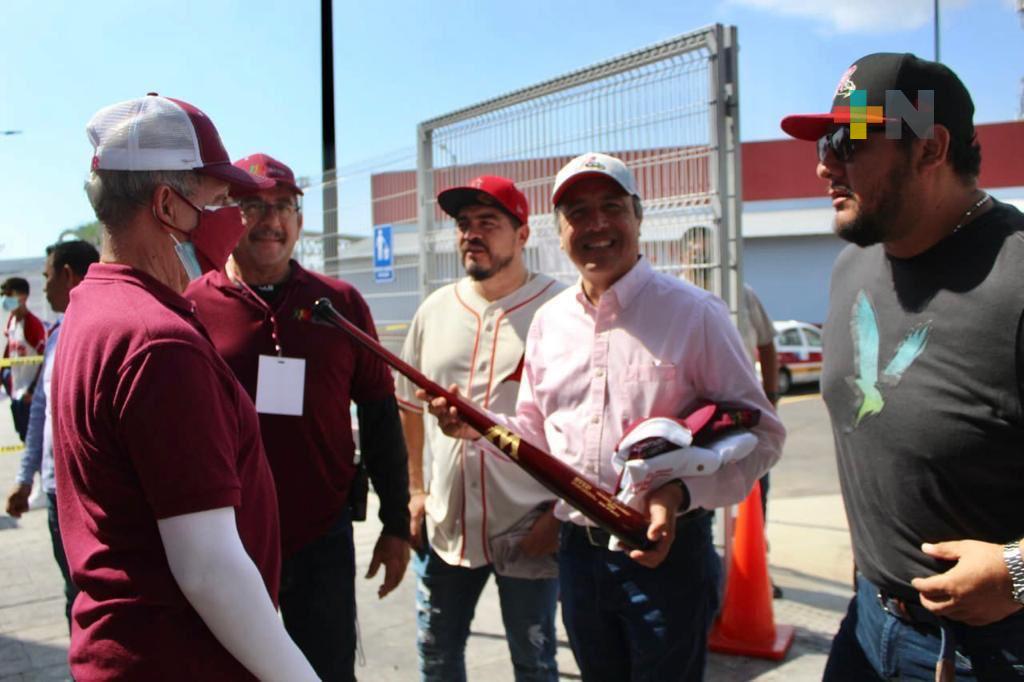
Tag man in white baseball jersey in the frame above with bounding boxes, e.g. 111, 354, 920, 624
397, 175, 564, 682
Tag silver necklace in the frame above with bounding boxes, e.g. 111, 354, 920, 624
952, 192, 991, 233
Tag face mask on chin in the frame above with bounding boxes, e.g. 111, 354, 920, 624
154, 187, 246, 282
167, 233, 203, 281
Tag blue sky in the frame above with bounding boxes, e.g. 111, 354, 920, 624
1, 0, 1021, 259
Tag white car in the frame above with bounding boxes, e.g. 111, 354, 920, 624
772, 320, 823, 394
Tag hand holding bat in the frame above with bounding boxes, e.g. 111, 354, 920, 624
312, 298, 760, 555
311, 297, 654, 550
417, 385, 480, 440
628, 482, 686, 568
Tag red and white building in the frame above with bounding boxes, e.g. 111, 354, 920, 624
339, 120, 1024, 330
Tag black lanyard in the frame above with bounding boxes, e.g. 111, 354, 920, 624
232, 277, 284, 357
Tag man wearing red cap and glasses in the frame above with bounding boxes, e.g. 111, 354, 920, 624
187, 152, 411, 682
782, 53, 1024, 680
397, 175, 563, 681
52, 95, 317, 680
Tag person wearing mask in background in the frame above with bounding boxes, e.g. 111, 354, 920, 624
1, 277, 46, 442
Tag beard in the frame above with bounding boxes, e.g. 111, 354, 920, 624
465, 252, 513, 281
835, 155, 912, 248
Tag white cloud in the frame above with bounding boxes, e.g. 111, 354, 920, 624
730, 0, 971, 34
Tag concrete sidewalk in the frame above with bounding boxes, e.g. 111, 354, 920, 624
0, 393, 854, 681
0, 448, 70, 682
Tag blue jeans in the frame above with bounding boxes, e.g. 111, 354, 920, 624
558, 513, 721, 682
824, 573, 1024, 680
47, 493, 77, 632
280, 510, 356, 682
413, 544, 559, 682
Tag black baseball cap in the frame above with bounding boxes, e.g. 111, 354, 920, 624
780, 53, 975, 143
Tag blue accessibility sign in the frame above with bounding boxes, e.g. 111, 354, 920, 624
373, 224, 394, 284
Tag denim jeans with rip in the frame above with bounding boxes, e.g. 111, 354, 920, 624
413, 544, 559, 682
558, 513, 721, 682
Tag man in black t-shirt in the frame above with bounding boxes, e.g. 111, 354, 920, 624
782, 53, 1024, 680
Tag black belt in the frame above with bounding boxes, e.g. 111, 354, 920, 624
566, 510, 711, 549
877, 589, 958, 678
877, 590, 944, 630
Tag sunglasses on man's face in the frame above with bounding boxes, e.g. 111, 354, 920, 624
817, 127, 859, 163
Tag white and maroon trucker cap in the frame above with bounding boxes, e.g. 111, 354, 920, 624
86, 93, 272, 192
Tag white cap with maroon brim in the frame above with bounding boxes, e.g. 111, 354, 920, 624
86, 94, 272, 192
551, 152, 640, 206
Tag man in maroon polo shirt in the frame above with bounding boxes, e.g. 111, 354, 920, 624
186, 152, 410, 682
53, 95, 317, 680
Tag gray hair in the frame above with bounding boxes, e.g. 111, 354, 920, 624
84, 169, 199, 229
553, 194, 643, 228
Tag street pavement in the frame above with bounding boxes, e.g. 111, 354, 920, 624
0, 396, 70, 682
0, 387, 853, 681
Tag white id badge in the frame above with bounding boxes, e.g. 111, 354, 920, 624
255, 355, 306, 416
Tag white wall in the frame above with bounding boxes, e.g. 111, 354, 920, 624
743, 235, 846, 325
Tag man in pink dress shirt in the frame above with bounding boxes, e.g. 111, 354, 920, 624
427, 152, 786, 681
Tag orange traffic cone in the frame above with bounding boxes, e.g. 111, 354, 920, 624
708, 481, 795, 660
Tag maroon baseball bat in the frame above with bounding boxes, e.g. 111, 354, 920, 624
312, 298, 653, 550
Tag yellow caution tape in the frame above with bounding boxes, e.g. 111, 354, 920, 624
0, 356, 43, 368
0, 443, 25, 454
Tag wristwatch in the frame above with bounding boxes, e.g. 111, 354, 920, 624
1003, 541, 1024, 605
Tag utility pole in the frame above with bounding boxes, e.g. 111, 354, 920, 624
1019, 0, 1024, 119
321, 0, 339, 273
934, 0, 941, 62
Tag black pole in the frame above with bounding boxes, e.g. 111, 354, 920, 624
321, 0, 339, 271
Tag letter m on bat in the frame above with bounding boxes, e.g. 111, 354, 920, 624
484, 426, 521, 461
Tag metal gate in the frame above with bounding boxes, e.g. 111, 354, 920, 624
416, 24, 744, 319
293, 148, 422, 353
